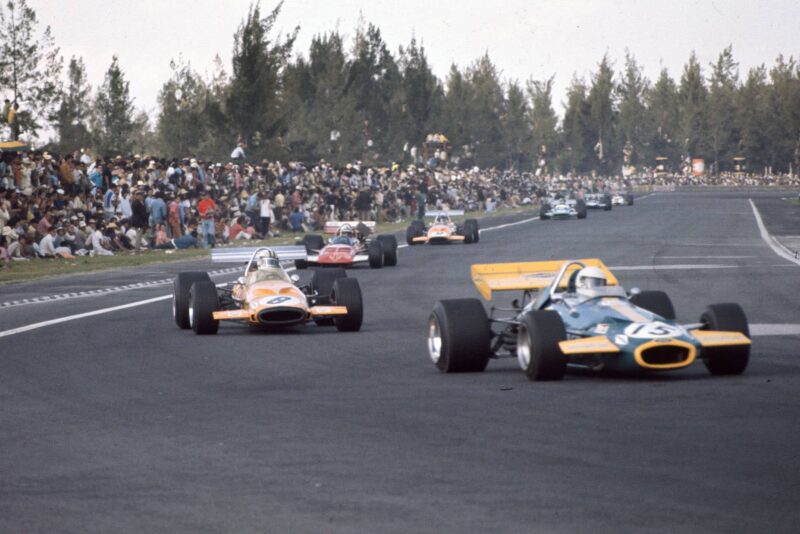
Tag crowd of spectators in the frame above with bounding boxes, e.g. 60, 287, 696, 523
1, 147, 798, 264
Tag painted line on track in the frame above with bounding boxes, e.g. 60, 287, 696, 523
748, 199, 800, 266
751, 324, 800, 336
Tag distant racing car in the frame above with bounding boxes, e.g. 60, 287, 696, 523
540, 196, 587, 220
295, 221, 398, 269
611, 191, 634, 206
172, 246, 363, 334
406, 211, 479, 245
428, 258, 751, 380
585, 192, 613, 210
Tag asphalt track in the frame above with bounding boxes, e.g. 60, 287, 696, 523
1, 192, 799, 533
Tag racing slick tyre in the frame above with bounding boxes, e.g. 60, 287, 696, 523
294, 259, 308, 270
301, 234, 325, 253
368, 240, 384, 268
406, 220, 425, 245
463, 219, 479, 244
428, 299, 491, 373
576, 199, 587, 219
603, 195, 612, 211
539, 205, 550, 220
173, 272, 211, 329
311, 268, 347, 300
189, 281, 220, 335
331, 278, 363, 332
516, 310, 567, 381
700, 303, 750, 376
630, 290, 676, 320
377, 234, 398, 266
626, 194, 634, 206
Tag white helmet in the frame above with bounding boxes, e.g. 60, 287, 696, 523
256, 249, 280, 270
338, 224, 355, 238
576, 266, 607, 290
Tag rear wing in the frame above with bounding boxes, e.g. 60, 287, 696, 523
425, 210, 464, 218
211, 246, 307, 264
471, 259, 619, 300
323, 221, 376, 235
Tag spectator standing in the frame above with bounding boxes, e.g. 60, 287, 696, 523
259, 193, 274, 237
197, 191, 217, 248
130, 190, 149, 252
167, 193, 182, 238
149, 191, 167, 234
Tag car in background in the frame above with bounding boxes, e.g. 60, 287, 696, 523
295, 221, 398, 269
406, 211, 479, 245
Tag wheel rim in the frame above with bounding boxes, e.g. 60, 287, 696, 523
517, 324, 532, 370
428, 316, 442, 364
188, 297, 195, 328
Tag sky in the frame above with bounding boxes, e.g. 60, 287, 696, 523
26, 0, 800, 119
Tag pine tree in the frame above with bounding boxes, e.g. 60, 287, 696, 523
616, 52, 648, 168
465, 54, 505, 168
500, 81, 530, 169
227, 1, 297, 160
157, 57, 208, 156
644, 69, 680, 167
0, 0, 62, 139
527, 77, 559, 174
560, 76, 592, 173
440, 65, 474, 166
707, 45, 739, 173
587, 55, 616, 173
678, 51, 709, 162
93, 55, 134, 156
53, 56, 92, 151
736, 65, 770, 171
398, 37, 442, 151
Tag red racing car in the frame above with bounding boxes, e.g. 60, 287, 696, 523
295, 221, 398, 269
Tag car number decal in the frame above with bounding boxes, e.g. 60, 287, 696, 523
624, 322, 684, 339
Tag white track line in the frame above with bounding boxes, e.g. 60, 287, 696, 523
609, 264, 738, 271
748, 199, 800, 266
751, 324, 800, 336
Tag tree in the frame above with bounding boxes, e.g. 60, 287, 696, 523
157, 57, 208, 156
527, 77, 559, 174
0, 0, 62, 139
766, 55, 800, 172
560, 76, 592, 173
678, 51, 709, 161
398, 37, 442, 151
736, 65, 771, 171
500, 80, 530, 169
93, 55, 134, 156
616, 52, 648, 167
707, 45, 739, 173
644, 68, 680, 166
465, 53, 505, 168
440, 64, 474, 166
227, 1, 297, 160
587, 54, 616, 173
52, 56, 92, 151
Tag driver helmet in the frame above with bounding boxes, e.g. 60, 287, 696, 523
575, 266, 607, 290
338, 224, 355, 238
256, 248, 281, 270
435, 214, 448, 224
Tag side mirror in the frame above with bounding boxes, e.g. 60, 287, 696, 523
629, 287, 641, 297
511, 299, 520, 309
237, 276, 246, 285
290, 274, 300, 283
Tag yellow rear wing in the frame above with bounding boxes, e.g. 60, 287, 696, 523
471, 259, 619, 300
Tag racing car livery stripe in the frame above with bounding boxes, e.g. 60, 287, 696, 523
690, 330, 752, 347
559, 336, 620, 354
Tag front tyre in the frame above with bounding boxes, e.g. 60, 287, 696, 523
368, 240, 384, 268
428, 299, 491, 373
516, 310, 567, 381
463, 219, 479, 244
377, 234, 398, 266
189, 281, 220, 335
332, 278, 363, 332
700, 303, 750, 375
173, 272, 211, 329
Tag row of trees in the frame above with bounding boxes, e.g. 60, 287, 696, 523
2, 0, 800, 174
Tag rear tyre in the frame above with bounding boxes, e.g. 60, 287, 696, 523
311, 268, 347, 300
377, 234, 398, 266
539, 205, 550, 220
576, 199, 587, 219
189, 281, 219, 335
173, 272, 211, 329
301, 234, 326, 253
464, 219, 479, 244
332, 278, 363, 332
294, 259, 308, 270
428, 299, 491, 373
516, 310, 567, 381
630, 290, 676, 320
627, 194, 634, 206
603, 195, 612, 211
700, 303, 750, 375
368, 240, 384, 268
